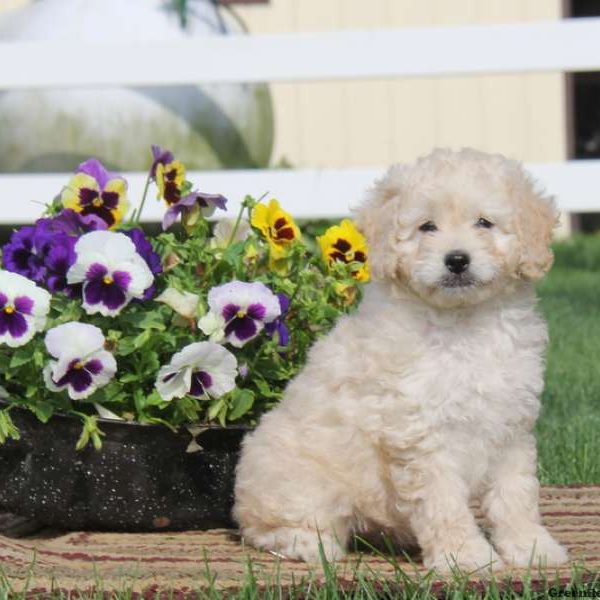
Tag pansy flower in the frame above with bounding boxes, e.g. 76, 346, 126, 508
0, 270, 51, 348
153, 146, 186, 206
2, 225, 52, 283
43, 322, 117, 400
61, 158, 129, 229
150, 145, 175, 178
2, 221, 81, 296
38, 209, 108, 236
210, 218, 251, 249
251, 199, 300, 258
67, 231, 154, 317
162, 190, 227, 231
199, 281, 281, 348
156, 288, 200, 320
123, 228, 162, 300
155, 341, 237, 402
44, 236, 77, 294
318, 219, 370, 282
264, 293, 290, 347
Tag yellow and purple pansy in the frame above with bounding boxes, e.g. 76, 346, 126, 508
61, 159, 129, 229
318, 219, 370, 282
151, 145, 187, 206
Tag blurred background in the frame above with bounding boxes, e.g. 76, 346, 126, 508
1, 0, 600, 234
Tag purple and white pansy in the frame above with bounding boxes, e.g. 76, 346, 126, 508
0, 270, 51, 348
199, 281, 281, 348
67, 231, 155, 317
155, 341, 237, 402
43, 322, 117, 401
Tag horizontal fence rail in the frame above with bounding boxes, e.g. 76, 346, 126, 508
1, 18, 600, 89
1, 17, 600, 220
2, 161, 600, 225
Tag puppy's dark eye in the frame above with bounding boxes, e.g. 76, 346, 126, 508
476, 217, 494, 229
419, 221, 438, 232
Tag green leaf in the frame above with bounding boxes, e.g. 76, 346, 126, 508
30, 401, 54, 423
119, 373, 141, 384
9, 348, 33, 368
133, 329, 152, 349
33, 348, 45, 369
122, 312, 166, 331
208, 398, 225, 421
76, 415, 104, 451
0, 410, 20, 444
254, 378, 280, 400
117, 336, 138, 356
228, 389, 255, 420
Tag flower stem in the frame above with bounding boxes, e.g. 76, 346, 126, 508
134, 172, 153, 226
225, 201, 246, 249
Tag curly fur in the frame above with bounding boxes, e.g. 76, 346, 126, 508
233, 148, 567, 572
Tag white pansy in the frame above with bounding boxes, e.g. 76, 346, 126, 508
66, 231, 154, 317
0, 270, 51, 348
155, 341, 237, 402
43, 322, 117, 401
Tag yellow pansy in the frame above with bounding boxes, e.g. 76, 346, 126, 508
251, 199, 301, 263
318, 219, 370, 282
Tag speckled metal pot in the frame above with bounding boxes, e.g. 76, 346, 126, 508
0, 405, 251, 532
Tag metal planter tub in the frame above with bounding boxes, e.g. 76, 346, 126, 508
0, 405, 250, 532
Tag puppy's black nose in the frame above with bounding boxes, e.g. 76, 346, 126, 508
445, 251, 470, 274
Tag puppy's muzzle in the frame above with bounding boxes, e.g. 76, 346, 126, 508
444, 251, 470, 274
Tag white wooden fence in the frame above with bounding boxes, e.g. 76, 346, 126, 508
2, 17, 600, 223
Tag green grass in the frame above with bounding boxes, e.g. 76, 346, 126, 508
0, 552, 598, 599
536, 235, 600, 484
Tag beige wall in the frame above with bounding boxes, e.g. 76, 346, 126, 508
0, 0, 26, 12
234, 0, 567, 168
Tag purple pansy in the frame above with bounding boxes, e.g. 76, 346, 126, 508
155, 341, 237, 402
265, 293, 290, 347
44, 236, 77, 294
162, 191, 228, 231
2, 212, 101, 296
2, 226, 54, 283
123, 228, 162, 300
38, 209, 108, 236
66, 231, 154, 317
0, 270, 51, 348
44, 322, 117, 400
200, 281, 281, 348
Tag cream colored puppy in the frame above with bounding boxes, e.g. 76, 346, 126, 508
233, 148, 569, 572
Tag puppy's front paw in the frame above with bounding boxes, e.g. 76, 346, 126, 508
425, 538, 504, 574
495, 526, 568, 568
243, 526, 346, 564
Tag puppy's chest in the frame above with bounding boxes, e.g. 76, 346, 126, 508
405, 314, 544, 433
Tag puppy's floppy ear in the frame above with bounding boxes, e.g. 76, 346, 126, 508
511, 167, 558, 282
353, 164, 407, 280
